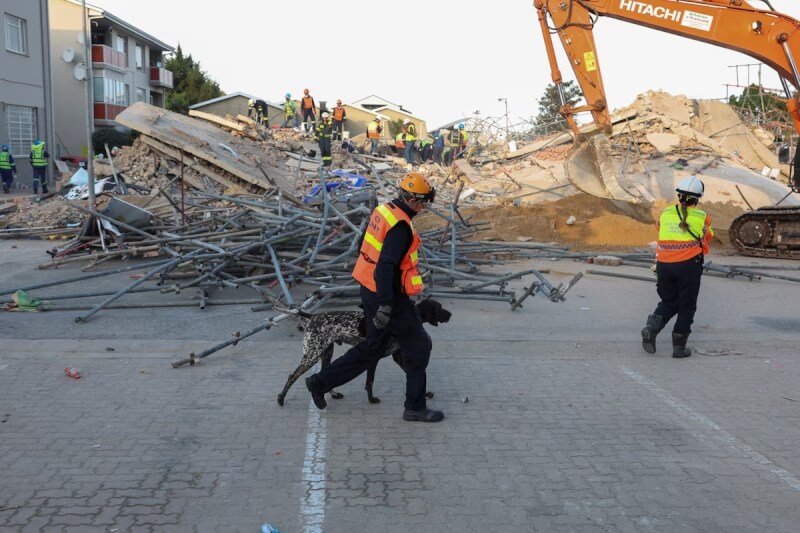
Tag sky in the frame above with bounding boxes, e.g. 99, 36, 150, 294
92, 0, 800, 129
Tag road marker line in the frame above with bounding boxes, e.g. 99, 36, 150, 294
300, 399, 326, 533
623, 366, 800, 492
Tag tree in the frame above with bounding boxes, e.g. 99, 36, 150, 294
534, 81, 583, 134
164, 44, 224, 114
728, 84, 788, 126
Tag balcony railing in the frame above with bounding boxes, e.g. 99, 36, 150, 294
149, 67, 174, 89
92, 45, 127, 71
93, 103, 127, 122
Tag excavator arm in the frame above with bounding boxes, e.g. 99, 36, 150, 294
534, 0, 800, 201
535, 0, 800, 136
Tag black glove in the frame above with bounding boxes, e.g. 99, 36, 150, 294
373, 304, 392, 330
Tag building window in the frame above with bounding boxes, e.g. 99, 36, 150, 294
5, 13, 28, 54
136, 87, 146, 102
6, 105, 37, 156
135, 44, 143, 71
94, 77, 128, 106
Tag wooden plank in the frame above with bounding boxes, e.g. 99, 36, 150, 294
116, 103, 293, 194
141, 137, 242, 191
453, 159, 484, 183
188, 109, 248, 133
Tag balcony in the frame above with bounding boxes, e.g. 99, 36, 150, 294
94, 103, 127, 123
92, 45, 127, 72
149, 67, 174, 89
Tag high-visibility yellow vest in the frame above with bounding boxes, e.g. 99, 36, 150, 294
31, 143, 47, 167
352, 202, 423, 296
405, 123, 417, 142
656, 205, 713, 263
367, 121, 381, 139
0, 152, 12, 170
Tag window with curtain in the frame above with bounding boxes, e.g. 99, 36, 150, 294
5, 13, 28, 54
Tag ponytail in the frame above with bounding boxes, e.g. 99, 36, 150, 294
679, 200, 690, 232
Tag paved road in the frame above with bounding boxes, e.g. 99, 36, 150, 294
1, 240, 798, 532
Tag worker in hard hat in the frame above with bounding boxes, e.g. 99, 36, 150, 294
402, 118, 417, 166
332, 99, 347, 142
432, 129, 446, 165
641, 176, 713, 359
306, 172, 444, 423
315, 112, 334, 166
456, 123, 468, 157
419, 133, 434, 163
247, 98, 269, 127
367, 116, 383, 155
0, 143, 17, 194
785, 92, 800, 190
300, 88, 316, 133
281, 93, 300, 128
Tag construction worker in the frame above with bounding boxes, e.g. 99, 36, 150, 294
419, 134, 434, 163
300, 88, 316, 133
282, 93, 300, 128
432, 129, 446, 165
1, 144, 17, 193
332, 99, 347, 141
786, 92, 800, 189
247, 98, 269, 127
402, 118, 417, 166
305, 172, 444, 422
315, 112, 334, 167
641, 176, 713, 359
444, 126, 461, 165
30, 139, 49, 194
457, 122, 468, 156
393, 132, 406, 155
367, 116, 383, 155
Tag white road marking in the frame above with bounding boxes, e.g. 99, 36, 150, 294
300, 400, 326, 533
622, 367, 800, 492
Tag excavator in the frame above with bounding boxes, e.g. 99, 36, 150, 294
534, 0, 800, 258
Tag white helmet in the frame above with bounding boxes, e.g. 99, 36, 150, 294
676, 175, 704, 198
403, 118, 410, 125
322, 112, 330, 119
248, 98, 256, 107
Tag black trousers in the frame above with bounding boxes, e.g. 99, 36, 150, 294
302, 108, 316, 130
315, 286, 432, 410
333, 120, 344, 141
654, 257, 703, 335
318, 137, 332, 166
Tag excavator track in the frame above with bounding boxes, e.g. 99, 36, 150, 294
728, 206, 800, 259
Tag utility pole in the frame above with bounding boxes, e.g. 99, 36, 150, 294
498, 97, 509, 140
82, 0, 95, 209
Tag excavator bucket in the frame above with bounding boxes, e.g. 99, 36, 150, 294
565, 134, 640, 202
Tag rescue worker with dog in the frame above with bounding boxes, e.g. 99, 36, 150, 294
306, 172, 444, 422
641, 176, 713, 358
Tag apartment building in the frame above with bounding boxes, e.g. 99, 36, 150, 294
0, 0, 55, 188
49, 0, 173, 159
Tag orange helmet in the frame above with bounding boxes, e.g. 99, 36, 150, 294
397, 172, 435, 203
304, 88, 310, 95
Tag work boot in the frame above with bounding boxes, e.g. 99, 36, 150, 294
671, 332, 692, 358
2, 185, 8, 194
305, 375, 327, 410
403, 408, 444, 423
641, 314, 666, 354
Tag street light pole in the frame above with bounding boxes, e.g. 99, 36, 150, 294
81, 0, 95, 209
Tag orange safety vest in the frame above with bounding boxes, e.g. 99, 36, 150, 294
367, 121, 381, 139
394, 133, 405, 149
352, 202, 424, 296
302, 96, 314, 109
333, 106, 345, 121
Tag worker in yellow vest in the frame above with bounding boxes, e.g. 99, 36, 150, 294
402, 118, 417, 166
367, 116, 383, 155
305, 172, 444, 422
641, 176, 713, 358
30, 139, 49, 194
0, 144, 17, 193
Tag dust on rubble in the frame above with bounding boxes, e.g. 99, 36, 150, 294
416, 193, 746, 251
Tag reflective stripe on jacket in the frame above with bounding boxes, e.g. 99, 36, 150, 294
367, 121, 382, 139
316, 121, 333, 139
333, 107, 345, 121
352, 202, 424, 296
31, 143, 47, 167
656, 205, 713, 263
0, 151, 13, 170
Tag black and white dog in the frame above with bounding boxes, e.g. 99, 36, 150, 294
277, 299, 451, 406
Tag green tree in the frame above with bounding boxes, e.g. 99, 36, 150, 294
164, 44, 224, 114
534, 81, 583, 134
728, 84, 789, 129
